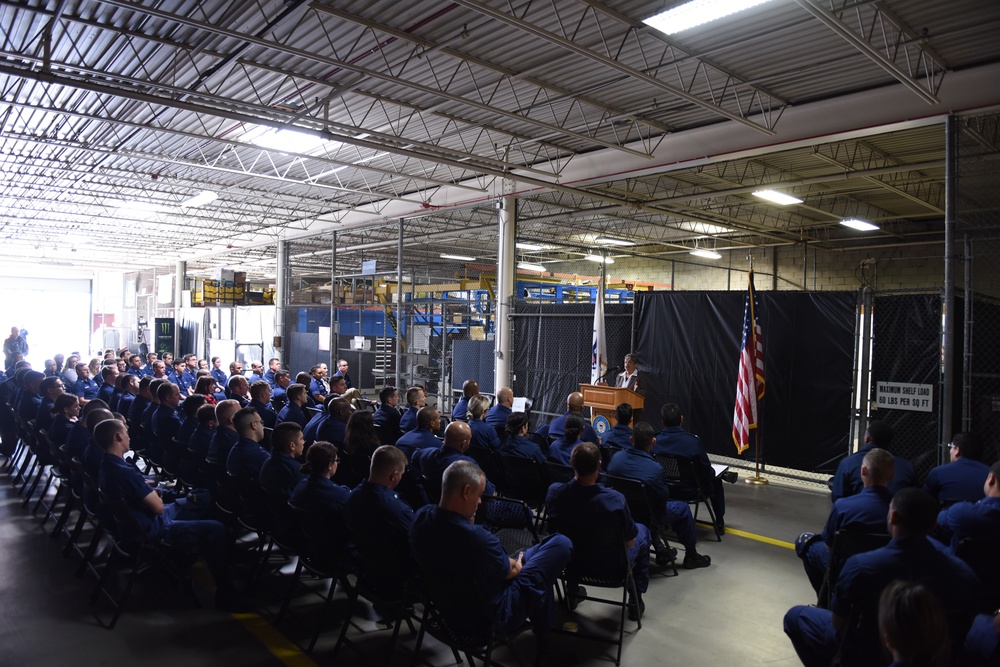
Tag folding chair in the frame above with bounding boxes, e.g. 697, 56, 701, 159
817, 529, 890, 609
552, 526, 641, 667
655, 453, 723, 540
413, 563, 530, 667
604, 474, 678, 574
475, 494, 540, 555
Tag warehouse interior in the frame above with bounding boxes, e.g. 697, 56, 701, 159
2, 0, 1000, 664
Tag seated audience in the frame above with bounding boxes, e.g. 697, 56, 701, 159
602, 403, 634, 449
373, 386, 402, 445
831, 420, 917, 502
498, 411, 546, 464
395, 407, 442, 461
485, 386, 513, 428
206, 400, 240, 465
452, 379, 478, 421
225, 407, 269, 479
276, 383, 309, 428
923, 432, 990, 505
879, 580, 951, 667
547, 391, 599, 444
468, 394, 500, 451
259, 422, 306, 499
547, 415, 585, 466
399, 386, 425, 433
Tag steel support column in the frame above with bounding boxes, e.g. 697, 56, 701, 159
495, 189, 516, 392
941, 115, 957, 445
275, 239, 288, 363
395, 219, 404, 390
174, 260, 186, 310
330, 232, 337, 369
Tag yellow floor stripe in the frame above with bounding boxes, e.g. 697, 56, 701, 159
722, 526, 795, 550
232, 612, 320, 667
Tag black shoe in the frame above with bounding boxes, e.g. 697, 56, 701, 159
568, 584, 587, 611
627, 596, 645, 621
722, 470, 738, 484
683, 552, 711, 569
655, 546, 678, 566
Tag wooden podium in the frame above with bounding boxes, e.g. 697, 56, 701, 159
580, 383, 644, 427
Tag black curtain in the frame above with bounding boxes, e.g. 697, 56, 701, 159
634, 290, 856, 472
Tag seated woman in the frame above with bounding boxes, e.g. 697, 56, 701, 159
337, 411, 379, 487
467, 394, 500, 451
194, 377, 218, 404
497, 411, 546, 464
290, 442, 353, 567
48, 393, 81, 448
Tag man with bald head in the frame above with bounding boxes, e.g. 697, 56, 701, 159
317, 397, 351, 446
795, 448, 895, 596
486, 386, 513, 428
411, 421, 496, 502
547, 391, 599, 444
395, 406, 442, 461
452, 379, 479, 422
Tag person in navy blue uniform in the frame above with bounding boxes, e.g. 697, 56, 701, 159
152, 382, 184, 470
71, 362, 99, 402
140, 352, 158, 377
259, 421, 306, 499
227, 375, 250, 408
125, 354, 143, 377
608, 422, 711, 569
177, 394, 206, 446
923, 431, 990, 505
3, 327, 28, 370
270, 371, 291, 412
498, 412, 546, 465
180, 354, 199, 396
16, 370, 43, 424
783, 488, 979, 667
48, 393, 81, 448
795, 448, 894, 596
150, 359, 168, 381
411, 421, 496, 501
395, 406, 442, 461
966, 612, 1000, 665
277, 383, 309, 429
290, 441, 353, 567
452, 379, 478, 421
35, 375, 65, 433
373, 386, 402, 445
168, 360, 188, 394
209, 357, 227, 390
316, 398, 350, 447
344, 445, 415, 597
652, 403, 727, 528
546, 441, 650, 618
303, 395, 331, 443
248, 380, 277, 429
206, 399, 240, 465
547, 392, 599, 444
831, 420, 917, 502
399, 386, 425, 433
94, 418, 246, 611
878, 580, 952, 667
602, 403, 634, 449
936, 460, 1000, 554
332, 359, 353, 389
225, 407, 269, 478
468, 394, 500, 451
227, 360, 243, 386
485, 386, 513, 429
409, 460, 573, 658
547, 414, 584, 465
182, 403, 217, 487
161, 353, 176, 381
118, 373, 138, 418
97, 366, 118, 404
263, 358, 280, 388
248, 361, 265, 385
307, 364, 328, 404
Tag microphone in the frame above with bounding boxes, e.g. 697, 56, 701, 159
599, 366, 620, 382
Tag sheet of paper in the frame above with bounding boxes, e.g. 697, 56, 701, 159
512, 397, 527, 412
712, 463, 729, 478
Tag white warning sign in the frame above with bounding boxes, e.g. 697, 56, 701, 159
876, 382, 933, 413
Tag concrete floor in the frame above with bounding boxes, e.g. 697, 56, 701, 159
0, 461, 831, 666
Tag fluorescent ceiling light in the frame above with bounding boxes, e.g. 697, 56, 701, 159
516, 242, 545, 251
107, 199, 170, 216
644, 0, 776, 35
247, 126, 331, 154
180, 191, 218, 208
595, 237, 636, 247
584, 254, 614, 264
440, 253, 476, 261
753, 190, 803, 205
840, 218, 880, 231
517, 262, 547, 273
690, 249, 723, 260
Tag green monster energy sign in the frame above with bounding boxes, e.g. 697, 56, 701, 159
154, 318, 176, 357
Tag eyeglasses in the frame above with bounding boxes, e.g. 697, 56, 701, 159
947, 443, 958, 450
334, 458, 341, 464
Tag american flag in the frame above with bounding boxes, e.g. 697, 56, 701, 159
732, 269, 765, 454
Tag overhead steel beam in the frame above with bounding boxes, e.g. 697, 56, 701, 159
450, 0, 780, 135
794, 0, 947, 105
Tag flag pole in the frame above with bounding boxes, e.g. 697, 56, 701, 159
746, 253, 768, 485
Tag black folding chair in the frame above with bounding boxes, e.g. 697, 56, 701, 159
475, 494, 540, 555
604, 474, 678, 574
817, 529, 890, 609
655, 453, 723, 540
